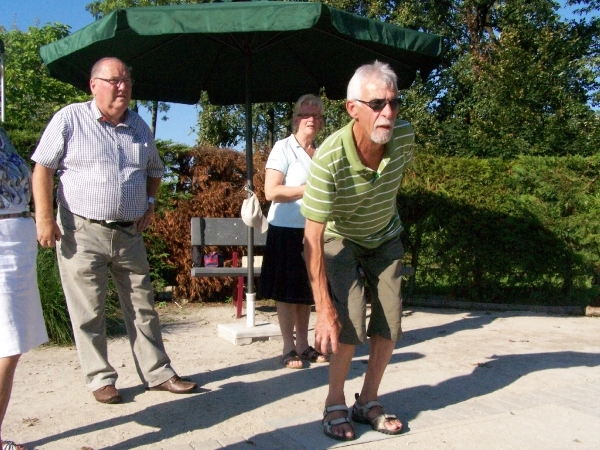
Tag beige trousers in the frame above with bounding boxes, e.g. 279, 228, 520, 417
56, 206, 175, 391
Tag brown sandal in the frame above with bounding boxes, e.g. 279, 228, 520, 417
351, 393, 403, 435
322, 404, 355, 441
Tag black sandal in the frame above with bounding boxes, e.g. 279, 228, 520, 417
299, 346, 328, 363
282, 350, 304, 369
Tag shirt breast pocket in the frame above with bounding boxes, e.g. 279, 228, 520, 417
125, 142, 150, 168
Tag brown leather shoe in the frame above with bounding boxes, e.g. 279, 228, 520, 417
148, 375, 197, 394
93, 385, 121, 404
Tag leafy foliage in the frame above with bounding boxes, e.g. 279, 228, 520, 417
148, 145, 268, 302
400, 154, 600, 306
36, 247, 73, 345
409, 0, 600, 158
1, 24, 87, 134
85, 0, 204, 19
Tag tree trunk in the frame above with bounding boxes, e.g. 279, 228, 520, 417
150, 100, 158, 138
267, 107, 274, 149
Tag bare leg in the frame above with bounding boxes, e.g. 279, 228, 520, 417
0, 354, 22, 444
295, 304, 328, 362
357, 335, 402, 432
324, 343, 355, 439
294, 304, 311, 353
277, 302, 302, 368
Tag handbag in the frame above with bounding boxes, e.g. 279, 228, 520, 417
203, 251, 224, 267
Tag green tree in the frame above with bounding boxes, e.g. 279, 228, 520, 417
0, 24, 87, 157
86, 0, 198, 18
398, 0, 599, 158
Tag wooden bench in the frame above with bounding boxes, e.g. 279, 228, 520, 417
191, 217, 267, 317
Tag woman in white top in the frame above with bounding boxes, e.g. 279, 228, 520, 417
260, 94, 328, 369
0, 125, 48, 450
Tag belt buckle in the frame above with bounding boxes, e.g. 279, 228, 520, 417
107, 221, 135, 237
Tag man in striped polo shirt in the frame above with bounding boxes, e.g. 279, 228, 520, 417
301, 61, 413, 441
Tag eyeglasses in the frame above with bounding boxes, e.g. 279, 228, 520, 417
94, 77, 135, 87
297, 113, 323, 120
355, 98, 400, 112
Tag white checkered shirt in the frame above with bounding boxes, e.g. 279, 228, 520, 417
32, 100, 164, 221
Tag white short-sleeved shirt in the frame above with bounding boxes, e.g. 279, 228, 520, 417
265, 135, 313, 228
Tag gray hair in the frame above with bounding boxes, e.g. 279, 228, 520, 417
292, 94, 324, 133
347, 60, 398, 100
90, 57, 131, 79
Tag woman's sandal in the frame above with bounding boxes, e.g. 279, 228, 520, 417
299, 346, 329, 363
351, 393, 403, 435
322, 404, 356, 441
1, 441, 26, 450
281, 350, 304, 369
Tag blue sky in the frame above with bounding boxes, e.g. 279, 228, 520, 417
0, 0, 594, 146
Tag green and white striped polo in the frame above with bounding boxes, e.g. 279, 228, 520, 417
301, 119, 415, 249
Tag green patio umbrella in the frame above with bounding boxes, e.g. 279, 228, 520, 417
40, 0, 443, 321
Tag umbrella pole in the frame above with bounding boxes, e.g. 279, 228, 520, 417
244, 52, 256, 328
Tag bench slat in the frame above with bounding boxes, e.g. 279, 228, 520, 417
191, 217, 267, 274
191, 217, 267, 246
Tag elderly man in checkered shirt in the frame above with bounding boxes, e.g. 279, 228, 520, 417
31, 57, 197, 404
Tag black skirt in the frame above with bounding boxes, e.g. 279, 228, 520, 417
259, 224, 314, 305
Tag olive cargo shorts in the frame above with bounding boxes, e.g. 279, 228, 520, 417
323, 234, 404, 345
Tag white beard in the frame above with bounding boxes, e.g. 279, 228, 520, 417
371, 128, 393, 144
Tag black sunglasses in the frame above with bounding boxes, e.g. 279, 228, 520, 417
355, 98, 400, 112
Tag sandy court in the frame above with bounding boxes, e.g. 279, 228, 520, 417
3, 301, 599, 450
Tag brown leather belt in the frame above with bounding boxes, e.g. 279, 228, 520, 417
0, 211, 32, 220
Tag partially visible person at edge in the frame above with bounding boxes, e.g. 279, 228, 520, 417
301, 61, 412, 441
31, 57, 197, 405
0, 124, 48, 450
259, 94, 329, 369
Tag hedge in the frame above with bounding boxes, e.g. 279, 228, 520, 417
399, 155, 600, 306
150, 151, 600, 307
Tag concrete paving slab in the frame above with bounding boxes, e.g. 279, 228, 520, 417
265, 414, 399, 449
5, 305, 599, 450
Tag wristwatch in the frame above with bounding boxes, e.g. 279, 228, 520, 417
148, 196, 156, 205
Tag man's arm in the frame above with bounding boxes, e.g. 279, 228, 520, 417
32, 163, 61, 247
304, 218, 342, 355
136, 176, 161, 232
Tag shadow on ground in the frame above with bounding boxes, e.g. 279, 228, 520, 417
26, 311, 600, 449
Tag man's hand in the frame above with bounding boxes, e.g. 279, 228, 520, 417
314, 304, 342, 355
36, 217, 62, 247
136, 204, 155, 232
